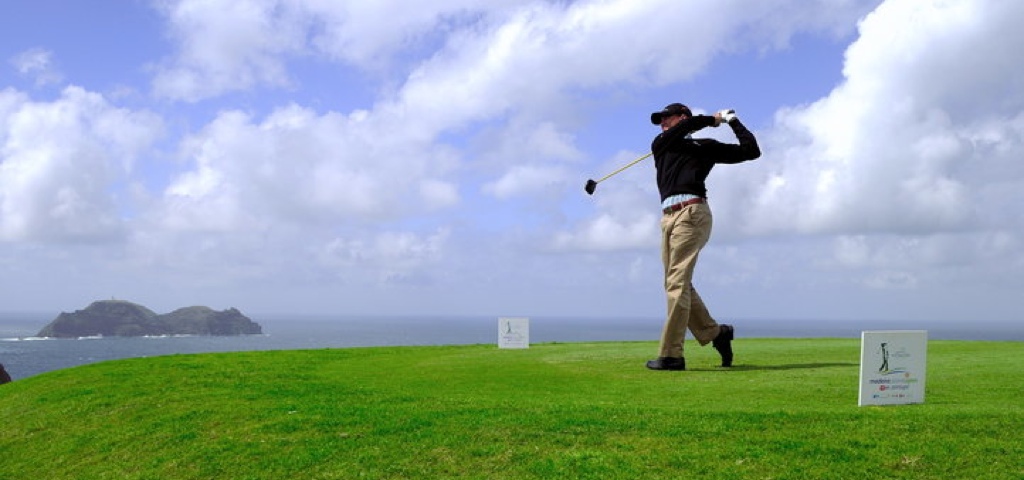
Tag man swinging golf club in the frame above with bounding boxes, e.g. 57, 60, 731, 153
645, 102, 761, 371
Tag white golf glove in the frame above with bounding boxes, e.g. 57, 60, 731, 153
718, 109, 737, 124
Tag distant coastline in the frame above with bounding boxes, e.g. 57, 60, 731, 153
2, 314, 1021, 381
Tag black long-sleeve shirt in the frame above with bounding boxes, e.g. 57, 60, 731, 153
651, 115, 761, 201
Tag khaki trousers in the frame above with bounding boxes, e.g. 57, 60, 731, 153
658, 203, 721, 358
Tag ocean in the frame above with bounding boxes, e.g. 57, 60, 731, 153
1, 313, 1020, 381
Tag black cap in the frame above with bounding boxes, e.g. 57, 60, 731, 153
650, 103, 692, 124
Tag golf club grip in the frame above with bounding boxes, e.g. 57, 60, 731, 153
596, 152, 652, 183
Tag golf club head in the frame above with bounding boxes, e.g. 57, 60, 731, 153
584, 179, 597, 195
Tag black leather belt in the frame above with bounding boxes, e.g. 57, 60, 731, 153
662, 197, 706, 214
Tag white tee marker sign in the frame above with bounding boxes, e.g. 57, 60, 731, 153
859, 330, 928, 406
498, 317, 529, 349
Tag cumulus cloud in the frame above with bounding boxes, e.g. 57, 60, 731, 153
738, 0, 1024, 238
150, 0, 310, 101
552, 211, 659, 251
303, 0, 514, 67
158, 104, 460, 232
479, 120, 582, 199
388, 0, 873, 135
0, 87, 163, 242
150, 0, 518, 101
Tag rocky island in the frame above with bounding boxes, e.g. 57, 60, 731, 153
37, 300, 262, 338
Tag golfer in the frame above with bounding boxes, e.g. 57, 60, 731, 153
645, 103, 761, 371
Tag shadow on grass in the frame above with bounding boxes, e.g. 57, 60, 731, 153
691, 363, 859, 372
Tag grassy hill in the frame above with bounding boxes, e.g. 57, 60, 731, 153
1, 339, 1021, 479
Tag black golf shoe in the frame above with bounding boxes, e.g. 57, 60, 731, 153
713, 324, 734, 367
646, 356, 685, 371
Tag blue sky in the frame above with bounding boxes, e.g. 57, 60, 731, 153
2, 0, 1022, 326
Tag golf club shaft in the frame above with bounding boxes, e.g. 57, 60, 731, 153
595, 152, 652, 183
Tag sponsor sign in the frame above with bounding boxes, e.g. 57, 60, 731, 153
498, 317, 529, 349
859, 330, 927, 406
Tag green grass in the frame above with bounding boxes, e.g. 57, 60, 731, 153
1, 339, 1022, 479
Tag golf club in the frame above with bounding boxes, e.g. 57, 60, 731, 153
584, 152, 652, 195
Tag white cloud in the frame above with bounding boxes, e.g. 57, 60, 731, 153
551, 145, 664, 251
151, 0, 310, 101
151, 0, 875, 110
738, 0, 1024, 238
552, 211, 659, 251
150, 0, 525, 101
158, 104, 460, 232
321, 227, 451, 284
9, 48, 63, 87
479, 121, 581, 199
0, 87, 163, 242
303, 0, 521, 67
484, 164, 569, 199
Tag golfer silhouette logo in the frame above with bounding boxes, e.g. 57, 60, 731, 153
878, 342, 889, 373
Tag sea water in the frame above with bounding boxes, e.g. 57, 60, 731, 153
1, 313, 1020, 381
